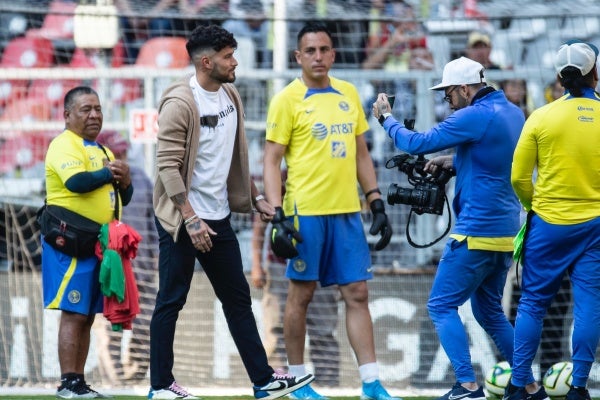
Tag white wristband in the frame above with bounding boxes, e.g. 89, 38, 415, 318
254, 194, 265, 205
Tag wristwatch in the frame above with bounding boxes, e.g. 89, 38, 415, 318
253, 194, 265, 206
378, 112, 392, 125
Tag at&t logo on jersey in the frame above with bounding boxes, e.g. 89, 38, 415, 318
311, 122, 355, 141
311, 123, 328, 140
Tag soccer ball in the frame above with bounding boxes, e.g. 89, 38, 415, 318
543, 361, 573, 399
485, 361, 512, 397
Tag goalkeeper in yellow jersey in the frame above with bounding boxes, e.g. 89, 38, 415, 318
262, 22, 396, 400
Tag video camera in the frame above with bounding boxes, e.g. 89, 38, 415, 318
383, 119, 454, 248
385, 153, 453, 215
384, 120, 454, 215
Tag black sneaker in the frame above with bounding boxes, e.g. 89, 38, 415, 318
253, 372, 314, 400
503, 383, 549, 400
566, 387, 591, 400
437, 382, 486, 400
528, 387, 549, 400
56, 377, 111, 399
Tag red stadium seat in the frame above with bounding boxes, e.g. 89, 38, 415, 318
26, 0, 76, 41
0, 36, 54, 107
135, 37, 190, 68
0, 36, 55, 68
69, 47, 97, 68
0, 80, 29, 109
28, 79, 82, 119
107, 79, 142, 105
0, 97, 52, 123
0, 131, 55, 174
69, 41, 126, 68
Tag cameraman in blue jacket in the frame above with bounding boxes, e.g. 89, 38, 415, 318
373, 56, 527, 400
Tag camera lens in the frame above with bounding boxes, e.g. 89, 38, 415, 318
387, 183, 429, 207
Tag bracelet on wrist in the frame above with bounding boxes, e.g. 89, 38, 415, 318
365, 188, 381, 198
183, 215, 198, 226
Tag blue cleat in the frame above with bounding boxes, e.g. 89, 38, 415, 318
361, 380, 402, 400
289, 383, 329, 400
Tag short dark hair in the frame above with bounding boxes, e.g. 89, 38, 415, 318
186, 24, 237, 59
296, 22, 333, 49
64, 86, 98, 111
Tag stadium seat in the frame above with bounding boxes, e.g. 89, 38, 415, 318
0, 80, 29, 109
135, 37, 189, 68
69, 42, 126, 68
69, 47, 97, 68
0, 132, 55, 175
100, 79, 142, 106
26, 0, 76, 41
0, 36, 54, 108
0, 97, 52, 123
0, 36, 55, 68
28, 79, 82, 119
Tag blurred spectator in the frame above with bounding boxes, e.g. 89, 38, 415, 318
179, 0, 228, 15
501, 78, 533, 118
222, 0, 271, 67
115, 0, 184, 63
95, 130, 158, 383
465, 31, 502, 70
544, 78, 565, 103
362, 0, 431, 119
179, 0, 229, 34
362, 0, 427, 71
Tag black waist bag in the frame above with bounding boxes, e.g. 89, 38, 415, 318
38, 204, 102, 258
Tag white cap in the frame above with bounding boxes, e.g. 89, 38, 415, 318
554, 40, 599, 77
430, 56, 486, 91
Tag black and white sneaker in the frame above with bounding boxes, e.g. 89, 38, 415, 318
437, 382, 486, 400
56, 377, 111, 399
253, 372, 314, 400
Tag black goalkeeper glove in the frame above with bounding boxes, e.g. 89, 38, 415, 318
369, 198, 392, 250
270, 207, 303, 258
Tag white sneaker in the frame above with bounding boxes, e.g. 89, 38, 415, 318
148, 381, 199, 399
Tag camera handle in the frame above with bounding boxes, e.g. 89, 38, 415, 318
405, 194, 452, 249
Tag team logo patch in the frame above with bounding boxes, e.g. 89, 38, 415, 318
331, 141, 346, 158
311, 123, 328, 140
339, 101, 349, 111
293, 259, 307, 273
68, 290, 81, 304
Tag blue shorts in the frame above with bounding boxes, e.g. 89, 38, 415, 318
41, 240, 103, 315
286, 213, 372, 287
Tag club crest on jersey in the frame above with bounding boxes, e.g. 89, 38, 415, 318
293, 259, 307, 273
68, 290, 81, 304
331, 141, 346, 158
339, 101, 349, 111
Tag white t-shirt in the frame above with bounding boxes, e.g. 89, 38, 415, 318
188, 76, 238, 220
